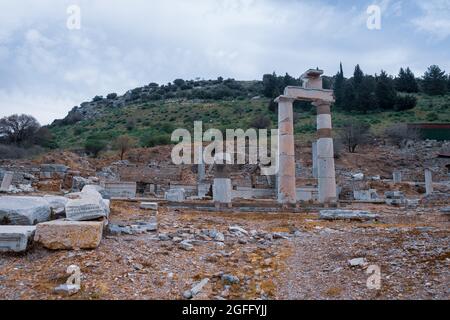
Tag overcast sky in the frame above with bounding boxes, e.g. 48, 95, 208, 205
0, 0, 449, 124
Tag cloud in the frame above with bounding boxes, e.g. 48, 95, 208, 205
0, 0, 448, 124
413, 0, 450, 40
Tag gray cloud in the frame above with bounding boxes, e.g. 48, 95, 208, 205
0, 0, 448, 124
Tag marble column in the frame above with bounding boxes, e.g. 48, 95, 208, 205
425, 169, 433, 195
276, 96, 296, 204
312, 142, 318, 179
314, 100, 337, 203
0, 172, 13, 192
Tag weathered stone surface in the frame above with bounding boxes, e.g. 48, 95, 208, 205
54, 284, 80, 296
353, 189, 379, 201
348, 257, 367, 267
0, 197, 51, 225
184, 278, 209, 299
140, 202, 158, 210
103, 181, 136, 198
213, 178, 232, 203
43, 195, 68, 216
229, 225, 248, 236
34, 220, 103, 250
319, 210, 379, 221
0, 226, 36, 252
165, 188, 185, 202
65, 188, 109, 221
0, 172, 13, 192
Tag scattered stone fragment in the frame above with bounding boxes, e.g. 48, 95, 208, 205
140, 202, 158, 210
34, 220, 103, 250
0, 172, 13, 192
184, 278, 210, 299
348, 258, 367, 267
0, 226, 36, 252
229, 225, 248, 236
65, 188, 109, 221
319, 210, 379, 221
179, 240, 194, 251
54, 284, 80, 296
221, 274, 240, 285
0, 196, 51, 225
158, 233, 171, 241
165, 188, 185, 202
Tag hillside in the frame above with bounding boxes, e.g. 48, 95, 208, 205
49, 80, 450, 149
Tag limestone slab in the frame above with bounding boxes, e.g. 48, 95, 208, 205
34, 220, 103, 250
0, 196, 51, 225
320, 210, 379, 221
0, 226, 36, 252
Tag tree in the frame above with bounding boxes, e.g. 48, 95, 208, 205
85, 138, 107, 157
262, 72, 280, 98
113, 135, 136, 160
353, 64, 364, 88
34, 127, 58, 149
375, 71, 397, 110
395, 67, 419, 93
395, 95, 417, 111
422, 65, 447, 95
250, 116, 271, 129
0, 114, 40, 145
333, 63, 345, 110
338, 120, 372, 153
355, 75, 377, 112
107, 93, 118, 100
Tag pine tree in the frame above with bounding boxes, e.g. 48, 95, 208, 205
395, 67, 419, 93
356, 76, 377, 113
422, 65, 447, 96
447, 74, 450, 92
376, 70, 397, 110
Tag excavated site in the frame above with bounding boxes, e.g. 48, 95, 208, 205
0, 139, 449, 300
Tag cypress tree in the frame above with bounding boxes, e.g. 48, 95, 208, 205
333, 62, 345, 110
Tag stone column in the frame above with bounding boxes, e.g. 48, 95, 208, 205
425, 169, 433, 195
197, 146, 205, 182
276, 96, 297, 204
213, 164, 232, 204
393, 170, 402, 184
314, 100, 337, 203
312, 142, 318, 179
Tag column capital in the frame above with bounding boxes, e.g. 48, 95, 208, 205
312, 99, 332, 107
274, 95, 296, 103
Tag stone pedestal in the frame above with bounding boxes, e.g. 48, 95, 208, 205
213, 178, 232, 203
425, 169, 433, 195
276, 96, 297, 204
314, 101, 337, 204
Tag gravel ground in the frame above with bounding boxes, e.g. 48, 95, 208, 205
0, 201, 448, 300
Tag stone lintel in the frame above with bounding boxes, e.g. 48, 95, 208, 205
283, 87, 334, 103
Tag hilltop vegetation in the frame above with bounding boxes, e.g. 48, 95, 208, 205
1, 64, 449, 159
